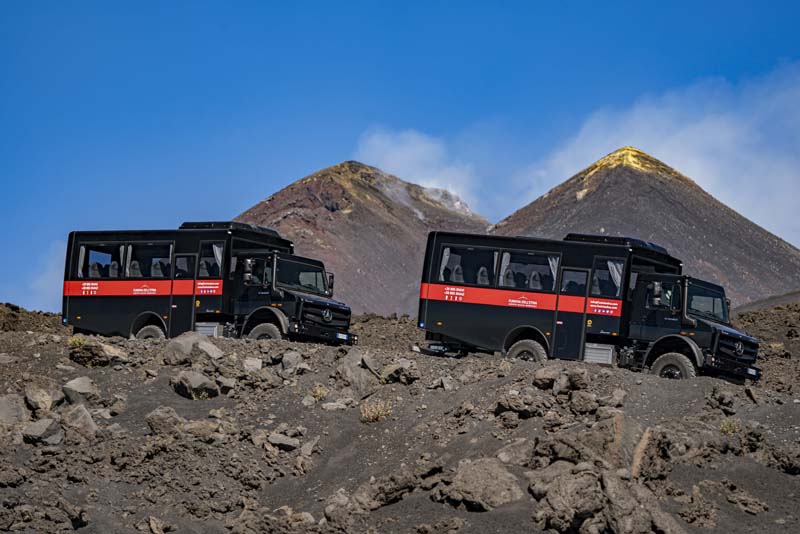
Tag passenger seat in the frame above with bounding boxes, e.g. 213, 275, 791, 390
476, 266, 489, 285
129, 260, 143, 278
451, 265, 464, 283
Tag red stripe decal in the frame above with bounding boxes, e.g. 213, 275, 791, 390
420, 283, 621, 316
63, 279, 224, 297
420, 283, 557, 310
557, 295, 586, 313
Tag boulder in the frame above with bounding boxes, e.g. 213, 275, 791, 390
24, 385, 53, 413
496, 438, 536, 466
62, 404, 98, 439
268, 433, 301, 451
334, 349, 380, 399
532, 366, 561, 390
164, 332, 223, 365
171, 371, 219, 400
282, 351, 303, 371
243, 357, 263, 372
145, 406, 186, 436
69, 338, 128, 367
381, 359, 421, 385
22, 418, 63, 445
0, 394, 29, 426
570, 391, 599, 414
435, 458, 524, 511
62, 376, 100, 404
216, 375, 236, 394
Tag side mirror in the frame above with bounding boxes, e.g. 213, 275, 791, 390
327, 272, 335, 296
243, 259, 253, 285
726, 298, 731, 310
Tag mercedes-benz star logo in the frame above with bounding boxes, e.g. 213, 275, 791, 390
321, 309, 333, 323
734, 341, 745, 356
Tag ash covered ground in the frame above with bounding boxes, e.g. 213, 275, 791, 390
0, 304, 798, 533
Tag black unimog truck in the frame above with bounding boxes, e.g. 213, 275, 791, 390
62, 221, 357, 345
417, 232, 760, 380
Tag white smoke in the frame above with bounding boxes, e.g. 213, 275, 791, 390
354, 128, 479, 213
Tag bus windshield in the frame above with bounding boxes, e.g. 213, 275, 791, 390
687, 282, 729, 324
276, 257, 327, 296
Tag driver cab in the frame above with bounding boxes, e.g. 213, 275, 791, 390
629, 273, 684, 341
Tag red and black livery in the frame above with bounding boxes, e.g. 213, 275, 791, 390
418, 231, 761, 381
62, 221, 357, 345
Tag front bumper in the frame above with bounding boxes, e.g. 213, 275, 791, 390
704, 353, 761, 381
290, 322, 358, 345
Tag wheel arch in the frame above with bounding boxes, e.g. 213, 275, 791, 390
130, 312, 167, 338
644, 335, 703, 369
502, 325, 550, 354
242, 307, 289, 336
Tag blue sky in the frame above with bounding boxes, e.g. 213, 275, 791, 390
2, 1, 799, 311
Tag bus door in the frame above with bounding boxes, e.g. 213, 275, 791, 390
169, 254, 197, 337
552, 268, 589, 360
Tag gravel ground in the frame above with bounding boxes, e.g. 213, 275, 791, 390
0, 307, 798, 533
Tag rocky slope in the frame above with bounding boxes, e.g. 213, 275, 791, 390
236, 161, 489, 314
1, 307, 799, 533
493, 147, 800, 306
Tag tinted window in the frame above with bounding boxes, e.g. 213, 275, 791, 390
276, 257, 326, 295
498, 251, 559, 291
646, 281, 681, 309
173, 256, 196, 279
79, 244, 125, 279
438, 246, 498, 286
591, 258, 625, 298
688, 284, 728, 323
199, 242, 224, 278
127, 243, 172, 279
560, 270, 588, 296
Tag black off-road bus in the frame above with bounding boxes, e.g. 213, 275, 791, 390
417, 231, 760, 380
62, 221, 357, 344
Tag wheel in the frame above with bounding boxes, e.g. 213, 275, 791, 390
506, 339, 548, 362
247, 323, 282, 340
650, 352, 697, 379
135, 325, 165, 340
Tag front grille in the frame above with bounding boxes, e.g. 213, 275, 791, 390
717, 334, 758, 362
302, 305, 350, 329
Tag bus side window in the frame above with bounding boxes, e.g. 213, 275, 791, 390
498, 251, 559, 291
199, 242, 224, 278
126, 243, 173, 278
78, 244, 124, 279
590, 258, 624, 298
438, 246, 497, 286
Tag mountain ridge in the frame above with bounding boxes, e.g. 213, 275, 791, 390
238, 148, 800, 312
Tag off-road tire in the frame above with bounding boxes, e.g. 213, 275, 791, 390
135, 325, 165, 340
506, 339, 548, 362
650, 352, 697, 380
247, 323, 282, 340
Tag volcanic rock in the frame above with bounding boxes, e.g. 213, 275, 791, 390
434, 458, 524, 511
0, 394, 29, 425
171, 371, 220, 400
62, 376, 100, 404
22, 418, 63, 445
164, 331, 223, 365
62, 404, 98, 439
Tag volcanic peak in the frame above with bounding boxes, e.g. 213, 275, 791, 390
580, 146, 696, 185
